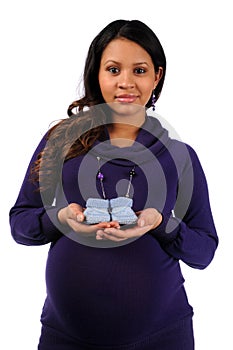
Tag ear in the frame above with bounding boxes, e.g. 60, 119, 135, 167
153, 67, 163, 89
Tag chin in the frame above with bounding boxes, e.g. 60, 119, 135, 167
107, 102, 145, 117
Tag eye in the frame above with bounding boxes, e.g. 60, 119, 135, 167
134, 67, 146, 74
107, 67, 120, 74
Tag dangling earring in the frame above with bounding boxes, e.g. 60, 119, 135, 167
151, 91, 156, 111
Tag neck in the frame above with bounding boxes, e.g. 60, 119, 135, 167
107, 123, 142, 147
108, 108, 146, 147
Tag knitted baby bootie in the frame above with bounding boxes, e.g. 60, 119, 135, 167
84, 198, 110, 224
110, 197, 138, 224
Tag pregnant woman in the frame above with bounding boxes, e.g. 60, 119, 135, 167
10, 19, 218, 350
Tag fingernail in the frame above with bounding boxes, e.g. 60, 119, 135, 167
96, 236, 103, 240
77, 214, 83, 222
139, 219, 145, 227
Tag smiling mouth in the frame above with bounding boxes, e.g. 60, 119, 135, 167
115, 95, 138, 103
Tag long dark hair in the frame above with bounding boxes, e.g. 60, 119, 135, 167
31, 19, 166, 192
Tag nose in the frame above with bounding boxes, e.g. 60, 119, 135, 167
117, 71, 135, 89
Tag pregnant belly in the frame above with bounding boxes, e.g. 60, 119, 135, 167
43, 235, 188, 345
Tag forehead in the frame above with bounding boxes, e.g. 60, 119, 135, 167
101, 38, 153, 64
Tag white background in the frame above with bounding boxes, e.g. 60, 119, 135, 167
1, 0, 232, 349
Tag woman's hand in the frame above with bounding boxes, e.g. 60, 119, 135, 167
96, 208, 162, 242
58, 203, 120, 236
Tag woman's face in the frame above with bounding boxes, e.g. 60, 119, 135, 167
98, 38, 163, 113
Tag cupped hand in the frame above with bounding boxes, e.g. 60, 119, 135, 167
58, 203, 120, 236
96, 208, 162, 242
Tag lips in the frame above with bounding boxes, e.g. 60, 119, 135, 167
115, 94, 138, 103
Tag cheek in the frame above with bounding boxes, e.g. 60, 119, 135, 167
99, 79, 115, 101
141, 83, 153, 100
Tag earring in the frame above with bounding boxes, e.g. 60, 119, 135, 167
151, 91, 156, 111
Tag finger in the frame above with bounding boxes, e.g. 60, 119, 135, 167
76, 212, 85, 222
137, 209, 157, 227
96, 230, 108, 240
69, 203, 84, 213
141, 213, 162, 229
67, 220, 102, 235
137, 217, 155, 228
108, 224, 152, 238
101, 233, 127, 242
96, 222, 112, 228
97, 222, 153, 241
68, 203, 85, 221
108, 221, 121, 229
96, 232, 104, 240
96, 235, 103, 240
103, 226, 148, 241
104, 227, 125, 237
137, 217, 146, 227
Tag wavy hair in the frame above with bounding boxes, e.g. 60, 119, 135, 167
31, 19, 166, 192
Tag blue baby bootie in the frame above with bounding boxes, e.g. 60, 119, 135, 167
110, 197, 138, 224
84, 198, 110, 224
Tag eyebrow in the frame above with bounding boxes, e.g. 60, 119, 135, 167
103, 60, 149, 66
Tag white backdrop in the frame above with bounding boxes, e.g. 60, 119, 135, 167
1, 1, 232, 349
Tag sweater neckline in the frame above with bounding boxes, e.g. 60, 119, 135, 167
89, 115, 171, 166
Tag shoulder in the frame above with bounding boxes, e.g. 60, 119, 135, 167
166, 138, 205, 179
170, 139, 199, 158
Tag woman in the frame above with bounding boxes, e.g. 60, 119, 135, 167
9, 19, 218, 349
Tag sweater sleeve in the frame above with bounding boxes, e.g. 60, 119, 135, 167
151, 145, 219, 270
9, 134, 67, 246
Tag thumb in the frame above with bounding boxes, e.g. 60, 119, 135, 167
68, 203, 85, 222
137, 208, 162, 228
137, 216, 146, 227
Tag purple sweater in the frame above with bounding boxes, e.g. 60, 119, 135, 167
9, 116, 218, 348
